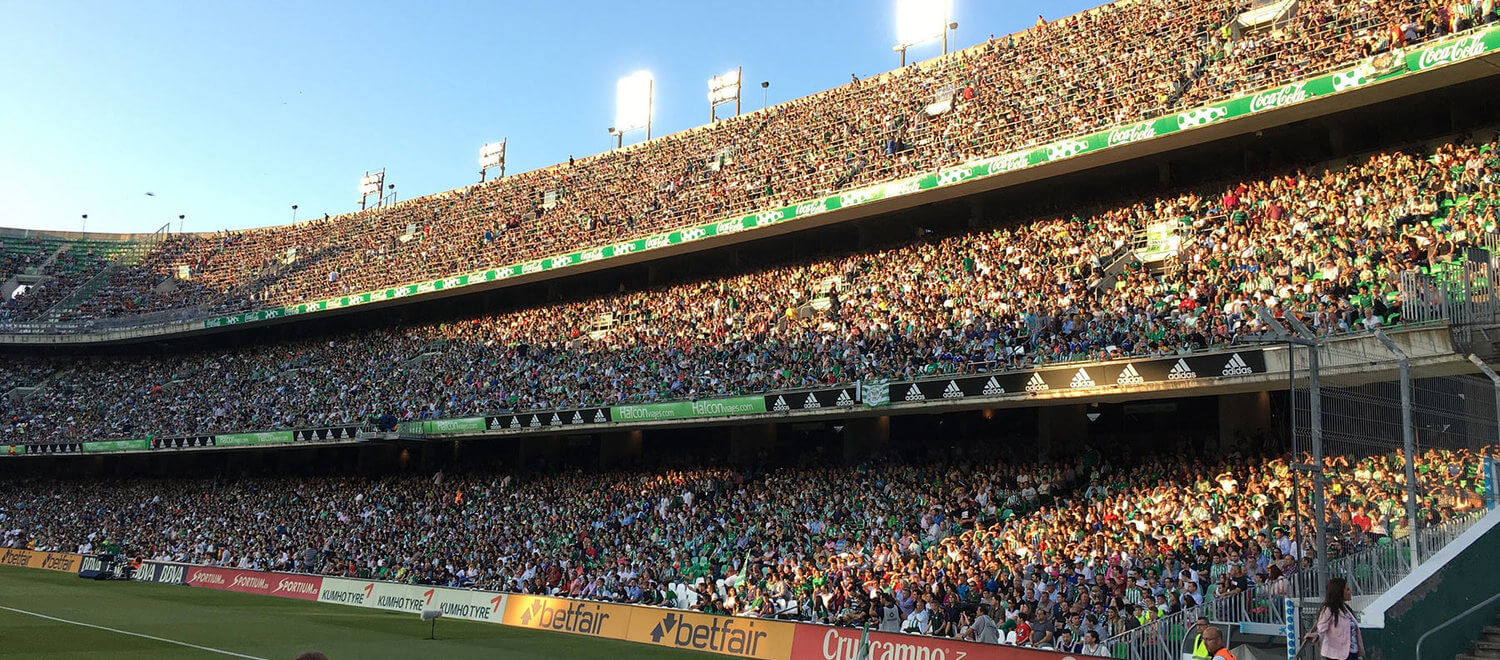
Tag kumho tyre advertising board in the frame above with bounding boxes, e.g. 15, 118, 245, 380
184, 565, 321, 600
318, 577, 506, 623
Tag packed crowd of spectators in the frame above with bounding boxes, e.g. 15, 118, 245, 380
1, 136, 1495, 443
0, 239, 118, 323
2, 440, 1491, 651
27, 0, 1481, 324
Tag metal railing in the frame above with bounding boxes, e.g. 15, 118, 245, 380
1104, 509, 1486, 658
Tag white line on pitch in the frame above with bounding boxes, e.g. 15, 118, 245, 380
0, 605, 269, 659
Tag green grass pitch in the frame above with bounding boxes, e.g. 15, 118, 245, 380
0, 565, 706, 659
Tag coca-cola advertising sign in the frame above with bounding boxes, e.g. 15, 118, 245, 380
185, 566, 322, 601
790, 625, 1078, 660
1415, 34, 1488, 71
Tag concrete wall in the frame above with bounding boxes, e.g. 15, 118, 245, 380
1364, 514, 1500, 660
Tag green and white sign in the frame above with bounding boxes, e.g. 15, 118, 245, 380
611, 396, 766, 422
215, 431, 295, 447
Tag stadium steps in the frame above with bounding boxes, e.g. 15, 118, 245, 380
1458, 627, 1500, 659
39, 264, 118, 321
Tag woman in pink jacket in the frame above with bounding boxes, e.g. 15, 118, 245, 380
1302, 578, 1366, 660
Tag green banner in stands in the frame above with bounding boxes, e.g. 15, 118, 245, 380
611, 396, 766, 422
215, 431, 294, 447
420, 417, 487, 434
81, 439, 149, 453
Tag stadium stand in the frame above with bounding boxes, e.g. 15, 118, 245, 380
17, 0, 1481, 325
4, 4, 1500, 659
3, 136, 1497, 444
2, 442, 1491, 645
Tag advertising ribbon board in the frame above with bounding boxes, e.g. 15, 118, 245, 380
611, 396, 766, 423
0, 548, 82, 572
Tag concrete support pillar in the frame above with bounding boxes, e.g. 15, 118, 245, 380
358, 443, 395, 475
967, 198, 987, 229
843, 416, 890, 461
1326, 123, 1348, 156
1218, 391, 1272, 453
730, 424, 776, 463
1157, 160, 1171, 189
1038, 405, 1087, 459
600, 431, 642, 468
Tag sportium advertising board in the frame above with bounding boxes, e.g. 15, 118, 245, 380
184, 566, 322, 601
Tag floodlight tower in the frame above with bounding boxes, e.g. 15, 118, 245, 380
615, 70, 654, 145
358, 170, 386, 210
479, 140, 508, 183
894, 0, 955, 66
708, 67, 742, 121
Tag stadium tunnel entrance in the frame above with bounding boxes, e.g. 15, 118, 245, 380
0, 390, 1272, 479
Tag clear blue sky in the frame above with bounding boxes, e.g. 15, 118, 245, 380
0, 0, 1097, 235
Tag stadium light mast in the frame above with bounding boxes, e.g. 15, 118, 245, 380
358, 170, 385, 211
615, 70, 654, 145
1373, 329, 1421, 573
708, 67, 742, 122
479, 139, 507, 183
894, 0, 952, 66
1250, 305, 1328, 592
291, 204, 298, 223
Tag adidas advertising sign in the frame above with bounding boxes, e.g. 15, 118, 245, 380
904, 384, 926, 402
887, 349, 1268, 402
485, 408, 611, 431
1024, 373, 1049, 392
1168, 358, 1199, 380
294, 426, 360, 443
1221, 353, 1254, 376
762, 387, 862, 413
1069, 368, 1096, 389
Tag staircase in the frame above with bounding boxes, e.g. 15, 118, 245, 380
1457, 619, 1500, 660
40, 264, 118, 321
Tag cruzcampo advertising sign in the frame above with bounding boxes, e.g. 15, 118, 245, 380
81, 439, 149, 453
611, 396, 767, 422
214, 431, 294, 447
